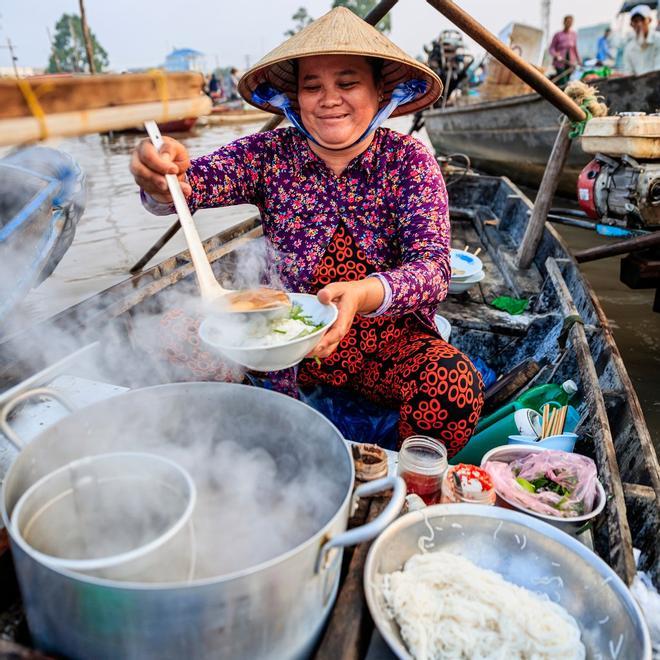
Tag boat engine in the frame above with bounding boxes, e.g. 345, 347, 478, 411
577, 114, 660, 230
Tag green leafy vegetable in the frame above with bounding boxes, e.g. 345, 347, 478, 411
516, 477, 536, 493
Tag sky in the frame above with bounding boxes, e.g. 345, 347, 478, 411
1, 0, 626, 72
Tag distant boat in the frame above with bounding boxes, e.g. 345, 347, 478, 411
157, 117, 198, 133
203, 103, 270, 127
0, 148, 84, 323
424, 70, 660, 196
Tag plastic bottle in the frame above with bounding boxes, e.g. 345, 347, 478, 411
515, 379, 578, 411
474, 380, 578, 435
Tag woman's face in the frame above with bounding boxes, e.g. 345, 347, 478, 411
297, 54, 381, 150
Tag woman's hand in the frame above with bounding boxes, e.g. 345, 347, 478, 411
130, 136, 192, 203
310, 278, 385, 358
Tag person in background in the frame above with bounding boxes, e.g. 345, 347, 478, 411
548, 15, 582, 86
596, 27, 613, 64
228, 67, 240, 100
623, 4, 660, 75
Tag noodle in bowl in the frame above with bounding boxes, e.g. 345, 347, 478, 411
364, 504, 651, 660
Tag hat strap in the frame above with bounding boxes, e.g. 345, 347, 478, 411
252, 79, 428, 151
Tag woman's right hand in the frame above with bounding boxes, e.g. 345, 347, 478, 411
130, 136, 192, 203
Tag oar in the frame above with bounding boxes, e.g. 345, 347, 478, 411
143, 120, 290, 314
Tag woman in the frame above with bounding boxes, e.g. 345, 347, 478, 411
131, 7, 483, 455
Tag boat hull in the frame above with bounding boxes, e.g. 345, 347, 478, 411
424, 71, 660, 196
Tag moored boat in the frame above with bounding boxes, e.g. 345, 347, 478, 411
424, 70, 660, 195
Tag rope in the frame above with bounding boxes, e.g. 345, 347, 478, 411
149, 69, 170, 119
16, 78, 48, 140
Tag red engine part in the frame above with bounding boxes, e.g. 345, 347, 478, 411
577, 159, 601, 219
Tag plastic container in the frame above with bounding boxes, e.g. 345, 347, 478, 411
440, 464, 496, 505
397, 436, 448, 505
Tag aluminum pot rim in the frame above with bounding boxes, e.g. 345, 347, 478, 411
1, 382, 355, 590
480, 444, 607, 524
363, 503, 652, 660
10, 451, 197, 572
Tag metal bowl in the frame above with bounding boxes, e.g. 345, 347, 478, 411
481, 445, 607, 534
364, 504, 651, 660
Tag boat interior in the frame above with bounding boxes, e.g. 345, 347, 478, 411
0, 173, 658, 592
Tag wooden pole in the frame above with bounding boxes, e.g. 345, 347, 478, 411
129, 0, 401, 273
516, 117, 572, 269
78, 0, 96, 74
574, 231, 660, 264
425, 0, 586, 122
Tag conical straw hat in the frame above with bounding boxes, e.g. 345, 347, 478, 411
238, 7, 442, 118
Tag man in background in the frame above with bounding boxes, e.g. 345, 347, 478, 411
596, 27, 614, 64
548, 15, 582, 86
623, 4, 660, 75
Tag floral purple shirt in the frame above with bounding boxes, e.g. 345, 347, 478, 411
143, 126, 450, 330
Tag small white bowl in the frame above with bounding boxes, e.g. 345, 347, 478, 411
199, 293, 337, 372
434, 314, 452, 342
450, 249, 483, 280
448, 269, 484, 294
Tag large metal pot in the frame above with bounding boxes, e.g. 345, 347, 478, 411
1, 382, 405, 659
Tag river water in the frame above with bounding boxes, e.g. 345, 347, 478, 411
11, 117, 659, 449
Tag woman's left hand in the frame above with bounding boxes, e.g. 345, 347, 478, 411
310, 278, 384, 358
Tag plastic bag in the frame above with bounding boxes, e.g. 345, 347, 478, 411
484, 450, 599, 518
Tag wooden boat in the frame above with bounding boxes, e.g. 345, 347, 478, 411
0, 148, 84, 325
424, 70, 660, 196
0, 72, 211, 147
203, 106, 270, 127
0, 173, 657, 654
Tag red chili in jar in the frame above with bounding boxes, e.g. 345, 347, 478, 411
397, 436, 448, 505
440, 463, 496, 505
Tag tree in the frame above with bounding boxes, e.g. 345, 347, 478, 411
47, 13, 109, 73
285, 7, 314, 37
331, 0, 391, 34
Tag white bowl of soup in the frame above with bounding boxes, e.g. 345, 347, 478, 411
199, 293, 337, 372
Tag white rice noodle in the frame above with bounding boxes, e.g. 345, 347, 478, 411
381, 551, 585, 660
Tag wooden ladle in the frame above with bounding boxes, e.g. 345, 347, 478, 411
143, 121, 290, 314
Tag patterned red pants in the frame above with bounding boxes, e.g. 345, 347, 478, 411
297, 224, 483, 456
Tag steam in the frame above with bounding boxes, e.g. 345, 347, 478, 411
1, 145, 347, 585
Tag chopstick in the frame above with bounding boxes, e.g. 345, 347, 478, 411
462, 245, 482, 257
540, 404, 568, 439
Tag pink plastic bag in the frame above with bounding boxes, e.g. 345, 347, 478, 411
484, 450, 599, 517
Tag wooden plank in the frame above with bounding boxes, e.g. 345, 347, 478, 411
545, 258, 637, 585
314, 497, 386, 660
0, 72, 205, 119
623, 483, 659, 583
575, 232, 660, 264
437, 299, 536, 335
516, 118, 572, 269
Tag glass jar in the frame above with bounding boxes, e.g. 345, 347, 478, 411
397, 436, 448, 505
441, 464, 496, 505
